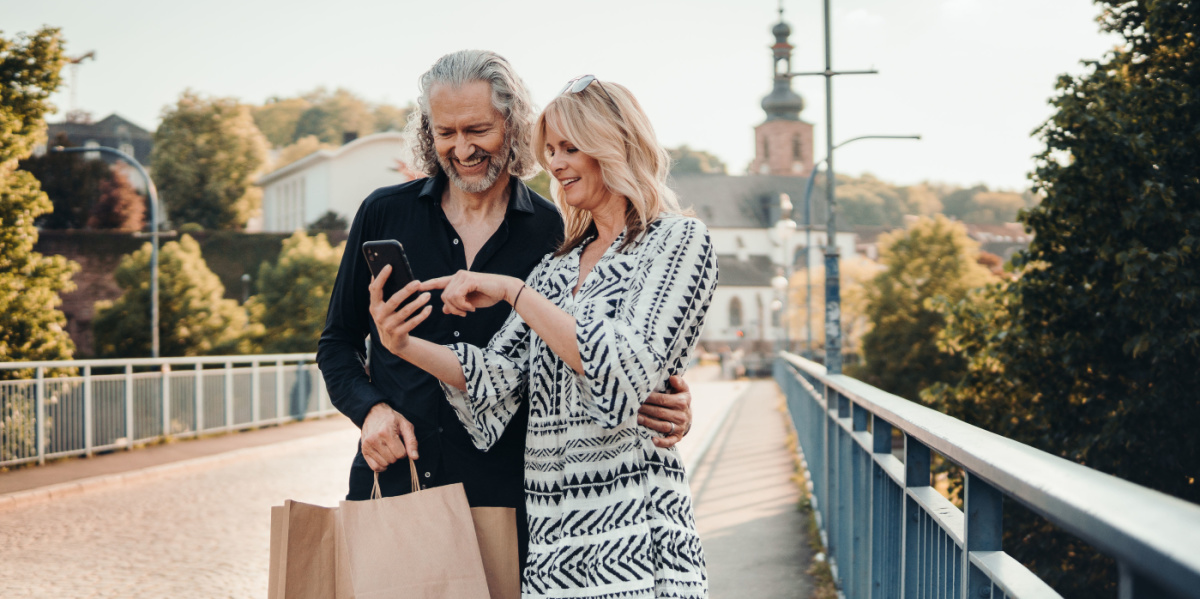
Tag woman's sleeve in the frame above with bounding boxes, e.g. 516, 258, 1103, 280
441, 255, 552, 450
573, 218, 719, 428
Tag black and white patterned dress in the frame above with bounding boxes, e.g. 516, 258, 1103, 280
442, 214, 717, 599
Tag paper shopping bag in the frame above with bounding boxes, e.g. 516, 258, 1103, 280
268, 500, 349, 599
337, 460, 493, 598
469, 506, 521, 599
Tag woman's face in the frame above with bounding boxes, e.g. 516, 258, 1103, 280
544, 123, 617, 213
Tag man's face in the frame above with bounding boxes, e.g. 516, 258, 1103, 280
428, 80, 509, 194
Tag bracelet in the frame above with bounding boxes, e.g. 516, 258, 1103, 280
513, 284, 527, 308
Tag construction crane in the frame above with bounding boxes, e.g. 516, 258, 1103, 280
66, 51, 96, 117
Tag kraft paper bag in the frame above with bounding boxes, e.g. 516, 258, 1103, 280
337, 460, 493, 599
268, 500, 346, 599
470, 506, 521, 599
270, 458, 519, 599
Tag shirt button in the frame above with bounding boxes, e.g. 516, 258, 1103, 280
453, 331, 460, 337
453, 238, 460, 245
424, 471, 431, 478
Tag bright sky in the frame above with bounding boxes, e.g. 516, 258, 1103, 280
5, 0, 1119, 191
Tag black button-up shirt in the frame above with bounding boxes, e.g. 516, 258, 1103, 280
317, 173, 563, 509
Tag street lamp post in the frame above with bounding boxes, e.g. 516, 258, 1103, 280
51, 145, 163, 358
772, 193, 797, 354
799, 135, 920, 361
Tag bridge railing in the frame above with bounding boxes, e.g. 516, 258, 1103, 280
775, 353, 1200, 599
0, 354, 334, 468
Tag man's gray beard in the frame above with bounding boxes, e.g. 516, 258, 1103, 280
440, 148, 508, 194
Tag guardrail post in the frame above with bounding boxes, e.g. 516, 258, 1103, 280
1118, 561, 1177, 599
161, 363, 171, 438
836, 392, 851, 588
824, 388, 840, 568
902, 437, 930, 599
124, 364, 134, 449
851, 403, 869, 598
35, 366, 45, 465
872, 417, 896, 597
194, 363, 203, 434
83, 365, 93, 457
964, 473, 1002, 599
224, 361, 234, 430
251, 360, 261, 426
275, 359, 285, 423
298, 359, 308, 416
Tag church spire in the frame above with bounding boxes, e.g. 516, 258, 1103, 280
761, 3, 804, 121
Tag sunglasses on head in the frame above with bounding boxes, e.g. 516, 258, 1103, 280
558, 74, 624, 121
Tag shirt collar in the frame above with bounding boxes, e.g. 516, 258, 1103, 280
418, 172, 535, 215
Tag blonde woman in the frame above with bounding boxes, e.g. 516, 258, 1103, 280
370, 76, 715, 598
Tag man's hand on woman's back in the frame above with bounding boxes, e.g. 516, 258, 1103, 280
638, 375, 693, 449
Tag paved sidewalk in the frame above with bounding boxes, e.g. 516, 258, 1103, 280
0, 372, 814, 597
691, 380, 814, 598
0, 417, 355, 503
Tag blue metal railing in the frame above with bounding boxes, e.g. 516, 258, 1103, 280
0, 354, 334, 468
775, 353, 1200, 599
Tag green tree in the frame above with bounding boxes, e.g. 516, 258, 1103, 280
306, 210, 348, 234
926, 2, 1200, 595
274, 134, 335, 171
252, 97, 311, 147
851, 216, 993, 402
372, 102, 412, 133
668, 145, 727, 175
86, 168, 145, 231
151, 91, 269, 230
93, 235, 251, 358
245, 232, 344, 353
19, 134, 115, 229
0, 27, 78, 378
836, 173, 910, 226
293, 88, 375, 145
785, 257, 879, 357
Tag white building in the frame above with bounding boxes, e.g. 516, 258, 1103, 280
665, 11, 866, 358
257, 132, 411, 232
671, 173, 856, 351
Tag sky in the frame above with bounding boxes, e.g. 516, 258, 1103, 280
5, 0, 1120, 191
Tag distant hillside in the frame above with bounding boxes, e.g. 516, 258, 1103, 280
823, 173, 1036, 227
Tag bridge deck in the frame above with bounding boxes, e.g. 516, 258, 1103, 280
0, 377, 815, 597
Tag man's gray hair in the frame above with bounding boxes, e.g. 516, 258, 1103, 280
405, 50, 539, 180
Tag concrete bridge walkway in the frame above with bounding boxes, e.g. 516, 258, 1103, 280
0, 377, 814, 597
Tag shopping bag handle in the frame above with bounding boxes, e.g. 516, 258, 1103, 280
369, 458, 422, 500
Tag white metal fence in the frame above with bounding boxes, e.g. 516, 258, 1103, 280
0, 354, 335, 468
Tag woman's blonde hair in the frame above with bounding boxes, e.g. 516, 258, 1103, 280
534, 80, 688, 256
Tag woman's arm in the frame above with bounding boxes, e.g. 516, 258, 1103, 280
368, 266, 466, 390
424, 271, 585, 373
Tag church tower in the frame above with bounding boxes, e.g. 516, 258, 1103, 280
748, 7, 814, 177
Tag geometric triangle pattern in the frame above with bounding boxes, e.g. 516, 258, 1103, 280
442, 215, 718, 598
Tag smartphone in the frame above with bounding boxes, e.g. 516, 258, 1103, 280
362, 240, 417, 306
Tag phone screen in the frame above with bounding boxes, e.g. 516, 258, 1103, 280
362, 240, 417, 306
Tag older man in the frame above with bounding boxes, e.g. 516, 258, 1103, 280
316, 50, 692, 560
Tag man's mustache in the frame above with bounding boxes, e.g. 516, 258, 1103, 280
448, 148, 491, 166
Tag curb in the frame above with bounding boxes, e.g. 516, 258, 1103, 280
0, 430, 352, 513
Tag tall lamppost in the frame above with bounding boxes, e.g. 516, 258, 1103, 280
799, 135, 920, 360
771, 193, 797, 354
51, 145, 164, 358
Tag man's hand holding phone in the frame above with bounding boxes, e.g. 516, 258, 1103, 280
369, 264, 433, 356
